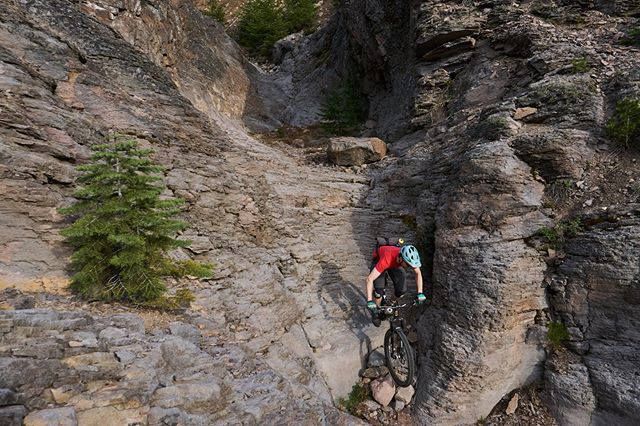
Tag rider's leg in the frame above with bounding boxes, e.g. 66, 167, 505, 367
370, 269, 386, 327
370, 260, 386, 307
388, 268, 407, 298
373, 277, 386, 307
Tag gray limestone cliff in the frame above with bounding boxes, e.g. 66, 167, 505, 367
309, 0, 640, 424
1, 0, 640, 425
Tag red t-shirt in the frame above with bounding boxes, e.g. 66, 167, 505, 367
373, 245, 402, 273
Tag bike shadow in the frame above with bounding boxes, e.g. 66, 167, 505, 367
317, 261, 374, 365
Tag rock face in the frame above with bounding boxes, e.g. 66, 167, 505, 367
327, 137, 387, 166
80, 0, 280, 130
2, 0, 640, 425
0, 0, 392, 422
546, 208, 640, 425
23, 407, 77, 426
0, 309, 364, 424
329, 0, 640, 424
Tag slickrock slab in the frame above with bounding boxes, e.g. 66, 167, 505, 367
23, 407, 77, 426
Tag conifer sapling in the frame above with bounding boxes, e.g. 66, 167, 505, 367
60, 137, 212, 303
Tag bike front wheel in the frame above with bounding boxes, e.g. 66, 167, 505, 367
384, 327, 415, 387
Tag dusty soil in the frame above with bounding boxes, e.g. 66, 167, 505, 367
480, 383, 558, 426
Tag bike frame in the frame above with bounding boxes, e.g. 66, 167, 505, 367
381, 298, 417, 387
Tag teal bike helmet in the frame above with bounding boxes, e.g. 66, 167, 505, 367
400, 245, 421, 268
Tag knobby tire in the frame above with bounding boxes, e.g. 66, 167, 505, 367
384, 326, 415, 387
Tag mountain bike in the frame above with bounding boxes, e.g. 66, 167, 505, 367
378, 295, 417, 387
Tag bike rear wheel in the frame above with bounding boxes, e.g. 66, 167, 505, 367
384, 327, 415, 387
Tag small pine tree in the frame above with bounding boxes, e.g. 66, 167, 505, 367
237, 0, 288, 57
606, 97, 640, 148
547, 321, 570, 350
321, 79, 367, 135
206, 0, 226, 24
283, 0, 317, 34
60, 136, 212, 303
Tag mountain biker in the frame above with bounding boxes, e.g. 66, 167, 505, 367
366, 244, 425, 327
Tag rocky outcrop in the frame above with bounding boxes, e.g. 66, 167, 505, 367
2, 0, 640, 424
77, 0, 285, 131
333, 0, 640, 424
327, 137, 387, 166
0, 309, 363, 424
546, 207, 640, 425
0, 0, 394, 421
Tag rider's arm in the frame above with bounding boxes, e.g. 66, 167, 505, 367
366, 268, 382, 302
414, 267, 423, 294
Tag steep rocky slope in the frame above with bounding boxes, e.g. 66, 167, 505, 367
1, 0, 640, 425
0, 0, 393, 423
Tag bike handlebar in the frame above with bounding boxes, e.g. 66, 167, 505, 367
357, 293, 422, 311
379, 301, 417, 314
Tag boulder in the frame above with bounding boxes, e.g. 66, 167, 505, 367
0, 388, 18, 406
76, 406, 146, 426
370, 375, 395, 407
67, 331, 98, 349
0, 406, 26, 426
361, 366, 389, 379
327, 137, 387, 166
395, 385, 415, 404
49, 386, 75, 404
367, 347, 386, 368
23, 407, 77, 426
514, 107, 537, 120
114, 350, 136, 364
62, 352, 121, 373
151, 380, 223, 412
168, 322, 201, 345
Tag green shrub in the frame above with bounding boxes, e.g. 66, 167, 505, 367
472, 114, 513, 141
570, 57, 590, 73
237, 0, 287, 57
283, 0, 317, 34
338, 383, 370, 415
536, 226, 561, 247
620, 26, 640, 46
237, 0, 317, 57
606, 97, 640, 148
547, 321, 570, 350
60, 136, 212, 303
205, 0, 226, 24
562, 218, 583, 238
321, 79, 367, 135
534, 80, 596, 103
536, 218, 583, 249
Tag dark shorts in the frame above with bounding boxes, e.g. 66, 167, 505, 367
370, 259, 406, 298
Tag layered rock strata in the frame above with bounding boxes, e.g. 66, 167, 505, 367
329, 0, 640, 424
0, 0, 403, 422
1, 0, 640, 424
